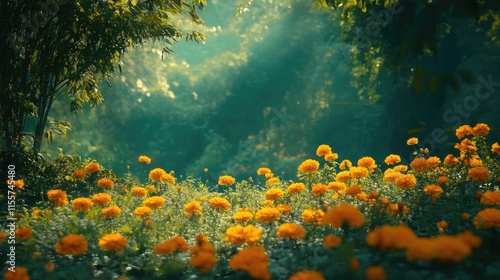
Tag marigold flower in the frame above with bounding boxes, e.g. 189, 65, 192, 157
474, 208, 500, 229
257, 167, 272, 175
72, 198, 93, 212
423, 184, 443, 197
277, 223, 306, 239
298, 159, 320, 173
311, 183, 328, 196
433, 235, 472, 262
145, 220, 153, 227
290, 271, 326, 280
387, 203, 408, 214
99, 233, 127, 252
184, 201, 203, 216
73, 170, 85, 179
437, 220, 448, 231
102, 205, 121, 218
383, 169, 402, 182
366, 225, 417, 251
264, 172, 274, 179
345, 185, 362, 197
323, 203, 365, 228
97, 178, 114, 188
492, 142, 500, 155
426, 156, 441, 169
161, 173, 176, 184
47, 189, 68, 206
405, 238, 436, 262
456, 230, 482, 249
16, 227, 33, 240
218, 175, 236, 186
316, 144, 332, 156
336, 171, 351, 182
190, 251, 218, 274
262, 200, 274, 207
455, 125, 472, 139
339, 159, 352, 170
199, 196, 207, 202
4, 267, 30, 280
323, 234, 342, 249
91, 193, 112, 206
437, 176, 449, 185
393, 165, 408, 172
265, 177, 280, 186
225, 224, 262, 246
255, 207, 281, 223
84, 162, 100, 173
276, 204, 291, 215
55, 234, 88, 256
266, 188, 284, 200
134, 206, 153, 217
468, 166, 490, 182
365, 266, 387, 280
395, 174, 417, 189
444, 154, 459, 166
138, 155, 151, 164
144, 196, 166, 209
410, 157, 428, 172
229, 246, 271, 279
209, 197, 231, 211
472, 123, 490, 136
349, 258, 360, 272
130, 187, 147, 197
384, 154, 401, 165
287, 183, 305, 194
149, 168, 167, 181
301, 209, 325, 225
406, 137, 418, 146
324, 153, 339, 161
233, 211, 253, 222
358, 157, 377, 172
153, 240, 176, 255
350, 166, 369, 179
480, 191, 500, 205
328, 181, 346, 191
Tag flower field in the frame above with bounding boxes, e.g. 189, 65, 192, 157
2, 123, 500, 280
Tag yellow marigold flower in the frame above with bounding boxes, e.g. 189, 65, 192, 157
472, 123, 490, 136
383, 169, 402, 182
15, 226, 33, 240
99, 233, 127, 252
73, 170, 85, 179
257, 167, 272, 175
72, 198, 93, 212
277, 223, 306, 239
264, 172, 274, 179
255, 207, 281, 223
480, 191, 500, 205
339, 159, 352, 170
366, 225, 417, 251
298, 159, 320, 173
102, 205, 121, 218
384, 154, 401, 165
492, 142, 500, 155
311, 183, 328, 196
276, 204, 291, 215
345, 185, 362, 197
395, 174, 417, 189
229, 246, 271, 280
301, 209, 324, 225
131, 187, 147, 197
84, 162, 100, 174
184, 201, 203, 216
199, 196, 207, 202
423, 184, 443, 198
358, 157, 377, 172
437, 176, 449, 185
456, 124, 472, 139
393, 165, 408, 172
91, 193, 112, 206
265, 177, 280, 186
287, 183, 305, 194
468, 166, 490, 182
316, 144, 332, 157
474, 208, 500, 229
324, 153, 339, 161
233, 211, 253, 222
265, 187, 284, 200
47, 189, 68, 206
323, 234, 342, 249
350, 166, 369, 179
290, 271, 326, 280
209, 197, 231, 211
133, 206, 153, 217
407, 137, 418, 146
55, 234, 88, 256
144, 196, 166, 209
225, 224, 262, 246
4, 267, 30, 280
426, 156, 441, 169
161, 173, 176, 184
149, 168, 167, 182
328, 181, 346, 191
97, 178, 114, 188
138, 155, 151, 164
410, 157, 428, 172
218, 175, 236, 186
365, 266, 387, 280
323, 203, 365, 228
336, 171, 351, 182
444, 154, 459, 166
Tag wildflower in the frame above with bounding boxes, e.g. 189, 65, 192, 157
339, 159, 352, 170
328, 181, 346, 191
444, 154, 459, 166
345, 185, 362, 197
276, 204, 291, 215
407, 137, 418, 146
91, 193, 112, 206
472, 123, 490, 136
455, 125, 472, 139
184, 201, 203, 216
287, 183, 305, 194
336, 171, 351, 182
218, 175, 236, 186
395, 174, 417, 189
480, 191, 500, 205
102, 205, 121, 218
301, 209, 325, 225
84, 162, 100, 173
149, 168, 167, 181
4, 267, 30, 280
131, 187, 147, 197
265, 177, 280, 186
72, 198, 93, 212
474, 208, 500, 229
161, 173, 176, 184
255, 207, 281, 223
323, 234, 342, 249
233, 211, 253, 222
16, 227, 33, 240
323, 203, 365, 228
225, 224, 262, 246
423, 185, 443, 197
311, 183, 328, 196
350, 166, 369, 178
209, 197, 231, 211
468, 166, 490, 182
277, 223, 306, 239
316, 144, 332, 156
365, 266, 387, 280
73, 170, 85, 179
366, 225, 417, 251
266, 188, 284, 200
134, 206, 153, 217
358, 157, 377, 172
138, 155, 151, 164
298, 159, 320, 173
55, 234, 88, 256
47, 189, 68, 206
144, 196, 166, 209
410, 157, 427, 172
98, 233, 127, 252
290, 271, 326, 280
97, 178, 114, 188
257, 167, 272, 175
324, 153, 339, 161
229, 246, 271, 280
492, 142, 500, 154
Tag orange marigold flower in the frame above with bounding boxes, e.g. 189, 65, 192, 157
4, 267, 30, 280
323, 234, 342, 249
84, 162, 100, 174
277, 223, 306, 239
339, 159, 352, 170
72, 198, 93, 212
47, 189, 68, 206
265, 177, 280, 186
133, 206, 153, 217
290, 271, 326, 280
171, 235, 189, 252
102, 205, 121, 218
407, 137, 418, 146
311, 183, 328, 196
149, 168, 167, 182
225, 224, 262, 246
336, 171, 351, 182
366, 225, 417, 251
426, 156, 441, 169
145, 220, 153, 227
98, 233, 127, 252
383, 169, 402, 182
432, 235, 472, 262
393, 165, 408, 172
492, 142, 500, 155
73, 170, 85, 179
384, 154, 401, 165
144, 196, 166, 209
131, 187, 147, 197
209, 197, 231, 211
55, 234, 88, 256
324, 153, 339, 161
328, 181, 346, 191
264, 172, 274, 179
276, 204, 291, 215
255, 207, 281, 223
229, 246, 271, 280
184, 201, 202, 216
345, 185, 362, 197
365, 266, 387, 280
153, 240, 176, 255
199, 196, 207, 202
323, 203, 365, 228
437, 176, 449, 185
480, 191, 500, 205
468, 166, 490, 182
405, 238, 436, 262
257, 167, 272, 175
138, 155, 151, 164
349, 258, 360, 272
190, 251, 218, 274
91, 193, 112, 206
350, 166, 369, 179
298, 159, 320, 173
456, 125, 472, 139
444, 154, 459, 166
161, 173, 176, 184
266, 188, 284, 200
456, 230, 482, 249
301, 209, 324, 225
474, 208, 500, 229
437, 220, 448, 231
472, 123, 490, 136
218, 175, 236, 186
410, 157, 428, 172
316, 144, 332, 156
233, 211, 253, 222
395, 174, 417, 189
358, 157, 377, 172
423, 184, 443, 198
97, 178, 114, 188
287, 183, 305, 194
16, 226, 33, 240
